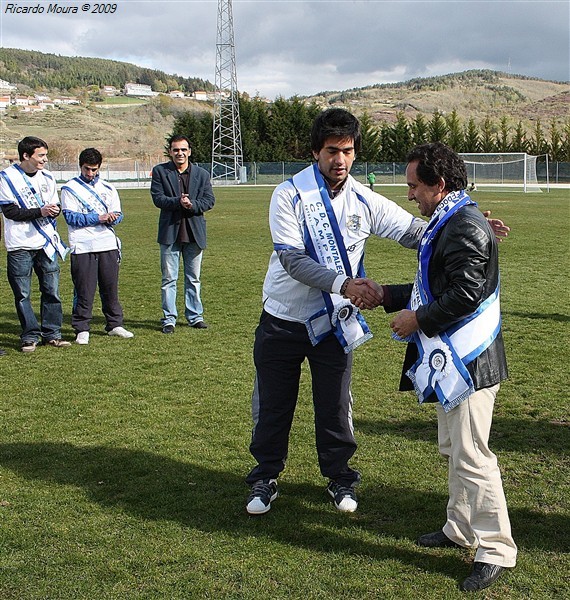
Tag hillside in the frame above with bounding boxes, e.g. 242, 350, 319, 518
305, 70, 569, 127
0, 48, 215, 94
0, 97, 213, 164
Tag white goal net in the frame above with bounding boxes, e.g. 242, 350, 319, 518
459, 153, 542, 192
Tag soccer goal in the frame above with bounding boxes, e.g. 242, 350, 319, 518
459, 153, 543, 192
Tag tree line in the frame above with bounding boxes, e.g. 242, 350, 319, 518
0, 48, 215, 94
172, 97, 570, 163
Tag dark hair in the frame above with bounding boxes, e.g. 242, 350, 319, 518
310, 108, 361, 153
168, 134, 192, 149
406, 142, 467, 191
18, 136, 48, 161
79, 147, 103, 167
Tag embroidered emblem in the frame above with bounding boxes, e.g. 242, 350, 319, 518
41, 184, 49, 194
346, 215, 361, 232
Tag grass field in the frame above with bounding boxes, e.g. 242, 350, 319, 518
0, 186, 568, 599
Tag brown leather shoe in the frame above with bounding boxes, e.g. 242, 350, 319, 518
461, 562, 506, 592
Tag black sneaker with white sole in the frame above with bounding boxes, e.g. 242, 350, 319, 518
327, 480, 358, 512
246, 479, 278, 515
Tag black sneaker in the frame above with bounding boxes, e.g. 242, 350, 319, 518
327, 480, 358, 512
162, 324, 175, 334
246, 479, 278, 515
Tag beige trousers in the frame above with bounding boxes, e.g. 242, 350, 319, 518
437, 384, 517, 567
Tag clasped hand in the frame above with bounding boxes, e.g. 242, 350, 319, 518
343, 278, 384, 310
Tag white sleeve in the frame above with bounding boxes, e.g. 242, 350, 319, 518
60, 185, 83, 212
269, 181, 304, 250
366, 190, 425, 246
107, 183, 121, 213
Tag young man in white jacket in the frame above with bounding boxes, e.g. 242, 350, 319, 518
61, 148, 133, 345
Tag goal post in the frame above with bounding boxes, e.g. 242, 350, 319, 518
459, 153, 543, 193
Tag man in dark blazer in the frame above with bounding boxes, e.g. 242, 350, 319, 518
151, 135, 215, 333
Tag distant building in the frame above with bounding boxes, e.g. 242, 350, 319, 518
53, 97, 80, 105
193, 90, 209, 101
102, 85, 118, 96
14, 96, 32, 107
0, 79, 16, 91
34, 94, 50, 102
169, 90, 185, 98
124, 82, 158, 97
0, 96, 11, 110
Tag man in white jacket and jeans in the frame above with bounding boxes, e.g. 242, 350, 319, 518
0, 136, 71, 352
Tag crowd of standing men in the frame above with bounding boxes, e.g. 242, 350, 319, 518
1, 110, 516, 593
0, 134, 215, 353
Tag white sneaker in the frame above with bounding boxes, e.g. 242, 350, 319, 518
75, 332, 90, 345
108, 326, 134, 339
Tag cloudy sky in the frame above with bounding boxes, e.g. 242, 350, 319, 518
1, 0, 568, 98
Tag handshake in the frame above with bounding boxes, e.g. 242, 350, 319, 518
341, 277, 384, 310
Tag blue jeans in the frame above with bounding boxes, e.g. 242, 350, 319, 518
160, 242, 203, 326
6, 249, 64, 343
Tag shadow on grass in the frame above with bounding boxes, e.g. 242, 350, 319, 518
0, 441, 567, 562
505, 310, 570, 323
354, 416, 570, 454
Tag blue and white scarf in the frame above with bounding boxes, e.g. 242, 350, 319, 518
292, 164, 372, 353
61, 176, 110, 214
394, 190, 501, 412
0, 164, 68, 260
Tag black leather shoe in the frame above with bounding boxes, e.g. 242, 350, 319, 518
461, 562, 506, 592
191, 321, 208, 329
162, 324, 175, 334
417, 530, 460, 548
0, 348, 6, 356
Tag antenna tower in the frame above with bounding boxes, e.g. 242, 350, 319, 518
211, 0, 243, 183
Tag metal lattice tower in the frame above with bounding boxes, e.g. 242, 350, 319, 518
211, 0, 243, 183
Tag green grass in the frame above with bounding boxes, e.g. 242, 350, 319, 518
0, 186, 568, 599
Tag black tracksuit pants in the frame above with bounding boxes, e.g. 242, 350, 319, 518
71, 249, 123, 333
246, 311, 359, 486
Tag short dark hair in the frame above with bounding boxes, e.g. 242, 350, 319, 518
168, 134, 192, 149
311, 108, 361, 153
79, 147, 103, 167
406, 142, 467, 191
18, 136, 48, 161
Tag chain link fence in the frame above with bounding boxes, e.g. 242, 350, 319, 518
2, 159, 568, 187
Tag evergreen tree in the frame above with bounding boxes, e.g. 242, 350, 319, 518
411, 114, 428, 146
445, 109, 464, 152
390, 112, 413, 161
529, 119, 548, 156
495, 116, 511, 152
427, 110, 448, 143
480, 117, 496, 152
511, 121, 528, 153
463, 118, 480, 153
549, 119, 563, 161
561, 121, 570, 162
359, 112, 382, 162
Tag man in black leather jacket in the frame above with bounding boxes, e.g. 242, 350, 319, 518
383, 143, 517, 592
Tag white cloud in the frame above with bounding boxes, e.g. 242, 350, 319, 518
1, 1, 568, 98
